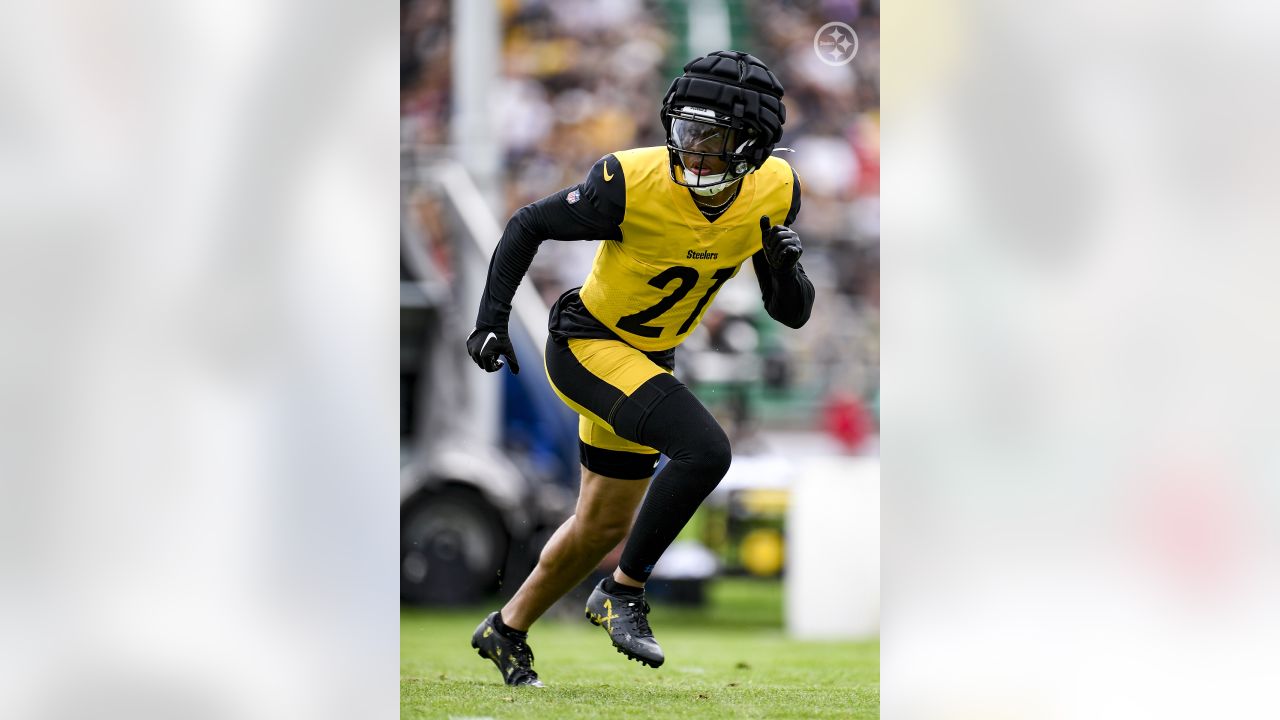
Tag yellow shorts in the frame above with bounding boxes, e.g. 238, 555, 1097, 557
544, 336, 676, 479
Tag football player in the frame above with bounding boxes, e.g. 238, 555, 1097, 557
468, 50, 813, 687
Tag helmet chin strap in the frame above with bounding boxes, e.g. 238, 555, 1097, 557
689, 175, 735, 196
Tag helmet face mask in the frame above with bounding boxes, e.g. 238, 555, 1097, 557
665, 106, 755, 195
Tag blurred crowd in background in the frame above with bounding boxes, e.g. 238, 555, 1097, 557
403, 0, 879, 449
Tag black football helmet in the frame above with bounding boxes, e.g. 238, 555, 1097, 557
660, 50, 787, 194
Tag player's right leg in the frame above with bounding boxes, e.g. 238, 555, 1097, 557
471, 462, 651, 686
472, 337, 663, 686
500, 459, 652, 631
543, 336, 709, 668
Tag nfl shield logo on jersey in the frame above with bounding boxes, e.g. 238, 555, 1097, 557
566, 189, 581, 204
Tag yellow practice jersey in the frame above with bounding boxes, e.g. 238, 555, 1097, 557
578, 146, 797, 352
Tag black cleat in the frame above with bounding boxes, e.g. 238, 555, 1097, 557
470, 612, 544, 687
584, 579, 665, 668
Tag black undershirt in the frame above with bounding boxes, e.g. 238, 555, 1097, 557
688, 182, 741, 222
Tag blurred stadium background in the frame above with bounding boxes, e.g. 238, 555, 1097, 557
9, 0, 1274, 718
401, 0, 878, 715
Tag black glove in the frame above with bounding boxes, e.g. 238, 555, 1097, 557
760, 215, 802, 271
466, 326, 520, 374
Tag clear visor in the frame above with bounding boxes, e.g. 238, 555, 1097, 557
671, 117, 737, 186
671, 117, 733, 156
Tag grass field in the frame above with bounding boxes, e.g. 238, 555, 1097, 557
401, 578, 879, 719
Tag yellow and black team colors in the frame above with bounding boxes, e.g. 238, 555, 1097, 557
466, 50, 813, 685
576, 145, 799, 352
539, 145, 806, 481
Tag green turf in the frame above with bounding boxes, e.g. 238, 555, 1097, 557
401, 578, 879, 719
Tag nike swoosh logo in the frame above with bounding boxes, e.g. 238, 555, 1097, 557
603, 160, 614, 182
480, 332, 504, 368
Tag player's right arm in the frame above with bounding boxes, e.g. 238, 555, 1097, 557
467, 155, 626, 373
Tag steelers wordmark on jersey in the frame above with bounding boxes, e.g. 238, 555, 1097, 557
578, 146, 797, 352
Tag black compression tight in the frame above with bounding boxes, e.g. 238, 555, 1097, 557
610, 377, 732, 582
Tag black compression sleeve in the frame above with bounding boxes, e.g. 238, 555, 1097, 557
752, 253, 815, 329
475, 156, 625, 330
751, 166, 813, 329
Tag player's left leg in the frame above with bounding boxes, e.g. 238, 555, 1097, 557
472, 334, 666, 686
543, 335, 733, 668
611, 380, 732, 583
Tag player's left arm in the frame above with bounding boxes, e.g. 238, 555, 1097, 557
752, 167, 814, 329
